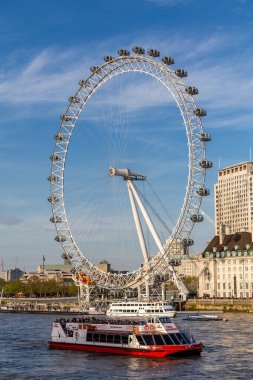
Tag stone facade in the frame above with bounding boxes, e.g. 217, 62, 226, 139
198, 232, 253, 298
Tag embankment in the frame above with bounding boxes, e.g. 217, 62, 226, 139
185, 298, 253, 313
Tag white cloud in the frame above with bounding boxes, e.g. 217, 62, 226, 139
0, 30, 252, 133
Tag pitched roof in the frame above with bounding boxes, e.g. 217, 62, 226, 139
203, 232, 252, 254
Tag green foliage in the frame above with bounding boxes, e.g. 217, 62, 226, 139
0, 278, 6, 289
180, 275, 198, 292
165, 281, 178, 291
4, 280, 23, 296
2, 278, 78, 297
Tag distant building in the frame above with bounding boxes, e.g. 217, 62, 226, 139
0, 268, 24, 282
164, 239, 200, 281
21, 264, 73, 286
215, 162, 253, 237
175, 255, 202, 278
96, 260, 111, 273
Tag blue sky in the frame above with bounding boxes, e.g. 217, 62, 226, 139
1, 0, 253, 272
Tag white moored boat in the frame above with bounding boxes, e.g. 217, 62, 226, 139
106, 301, 176, 318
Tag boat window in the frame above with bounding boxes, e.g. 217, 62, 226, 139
162, 334, 175, 345
106, 334, 114, 343
121, 335, 128, 344
142, 335, 154, 345
169, 334, 181, 345
100, 334, 106, 343
159, 317, 172, 324
175, 333, 188, 344
153, 335, 165, 345
136, 335, 145, 345
113, 335, 121, 344
181, 332, 191, 344
87, 333, 92, 342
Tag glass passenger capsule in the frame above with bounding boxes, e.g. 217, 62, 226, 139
48, 196, 59, 203
175, 69, 188, 78
199, 159, 213, 169
90, 66, 101, 73
68, 96, 80, 103
60, 114, 72, 122
132, 46, 145, 54
104, 56, 114, 62
197, 187, 210, 196
185, 86, 199, 95
194, 108, 207, 117
50, 216, 62, 223
61, 253, 68, 260
79, 79, 91, 87
118, 49, 130, 56
198, 133, 212, 142
162, 56, 174, 65
168, 258, 181, 266
55, 235, 67, 242
47, 175, 60, 183
50, 154, 61, 162
190, 214, 204, 222
54, 133, 65, 142
182, 238, 194, 246
147, 49, 160, 57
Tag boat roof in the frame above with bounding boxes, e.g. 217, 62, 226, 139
55, 315, 172, 325
109, 301, 172, 305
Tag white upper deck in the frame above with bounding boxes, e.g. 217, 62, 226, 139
107, 301, 176, 317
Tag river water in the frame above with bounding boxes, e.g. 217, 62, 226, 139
0, 312, 252, 379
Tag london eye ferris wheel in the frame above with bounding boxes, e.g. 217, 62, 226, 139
48, 46, 212, 291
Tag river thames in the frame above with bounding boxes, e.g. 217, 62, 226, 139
0, 312, 252, 379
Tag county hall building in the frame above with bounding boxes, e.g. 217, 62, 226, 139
198, 162, 253, 298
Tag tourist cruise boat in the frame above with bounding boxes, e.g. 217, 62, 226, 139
49, 315, 203, 357
106, 301, 176, 318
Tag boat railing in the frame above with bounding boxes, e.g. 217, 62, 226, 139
55, 316, 147, 327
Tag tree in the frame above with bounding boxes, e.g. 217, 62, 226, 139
4, 280, 23, 296
0, 279, 6, 290
165, 281, 178, 291
180, 275, 198, 293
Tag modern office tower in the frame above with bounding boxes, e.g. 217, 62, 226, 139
214, 162, 253, 238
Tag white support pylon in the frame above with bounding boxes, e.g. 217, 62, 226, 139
127, 181, 149, 264
127, 180, 164, 253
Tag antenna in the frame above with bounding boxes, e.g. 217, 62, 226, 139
14, 257, 18, 269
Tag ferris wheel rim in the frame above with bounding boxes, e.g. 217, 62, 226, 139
49, 50, 210, 289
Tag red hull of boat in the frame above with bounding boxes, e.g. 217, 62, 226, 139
49, 341, 203, 357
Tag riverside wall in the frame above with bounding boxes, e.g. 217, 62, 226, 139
185, 298, 253, 313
